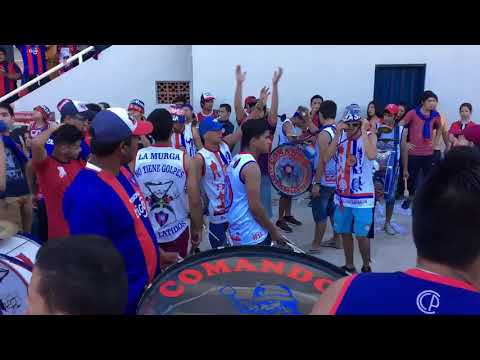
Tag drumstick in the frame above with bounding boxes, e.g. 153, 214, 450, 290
273, 236, 306, 254
403, 177, 409, 198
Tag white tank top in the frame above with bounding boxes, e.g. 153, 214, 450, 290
225, 153, 269, 245
171, 123, 196, 158
316, 125, 337, 188
197, 142, 233, 224
334, 132, 375, 208
134, 145, 189, 243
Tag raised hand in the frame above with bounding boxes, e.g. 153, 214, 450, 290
235, 65, 246, 84
259, 86, 271, 105
272, 67, 283, 85
361, 118, 370, 132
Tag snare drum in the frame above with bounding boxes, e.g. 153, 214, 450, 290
0, 234, 41, 283
268, 144, 313, 197
137, 246, 346, 315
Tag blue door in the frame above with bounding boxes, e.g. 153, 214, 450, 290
373, 64, 426, 110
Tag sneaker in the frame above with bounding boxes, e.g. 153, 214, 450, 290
284, 216, 302, 226
276, 220, 293, 233
361, 265, 372, 273
401, 199, 411, 209
384, 222, 397, 236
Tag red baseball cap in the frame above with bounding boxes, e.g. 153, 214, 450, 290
384, 104, 399, 116
244, 96, 257, 108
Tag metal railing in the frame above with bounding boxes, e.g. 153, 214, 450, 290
0, 46, 96, 103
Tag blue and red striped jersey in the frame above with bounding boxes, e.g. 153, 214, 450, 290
15, 45, 47, 76
330, 269, 480, 315
0, 61, 21, 96
63, 165, 160, 314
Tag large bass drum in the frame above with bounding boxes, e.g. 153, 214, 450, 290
268, 144, 313, 197
137, 246, 346, 315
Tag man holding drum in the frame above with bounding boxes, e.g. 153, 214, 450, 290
375, 104, 408, 236
275, 106, 317, 233
324, 104, 377, 273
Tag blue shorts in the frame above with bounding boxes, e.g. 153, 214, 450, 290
334, 206, 373, 237
311, 186, 335, 224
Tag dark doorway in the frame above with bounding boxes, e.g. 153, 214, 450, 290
373, 64, 426, 111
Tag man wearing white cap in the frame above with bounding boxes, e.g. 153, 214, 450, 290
197, 92, 218, 124
63, 108, 160, 314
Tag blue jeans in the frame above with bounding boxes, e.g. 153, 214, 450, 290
260, 174, 273, 219
311, 186, 335, 224
209, 222, 228, 249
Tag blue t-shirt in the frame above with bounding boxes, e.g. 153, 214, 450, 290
333, 269, 480, 315
0, 138, 29, 199
45, 138, 90, 161
63, 166, 160, 314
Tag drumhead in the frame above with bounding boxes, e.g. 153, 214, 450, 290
268, 144, 313, 197
0, 254, 30, 315
137, 246, 347, 315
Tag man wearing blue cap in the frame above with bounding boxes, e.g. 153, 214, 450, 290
63, 108, 160, 314
323, 104, 377, 274
47, 99, 94, 161
194, 116, 242, 248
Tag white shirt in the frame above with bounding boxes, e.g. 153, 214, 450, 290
134, 145, 188, 243
225, 153, 269, 245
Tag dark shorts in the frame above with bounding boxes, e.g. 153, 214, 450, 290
159, 227, 190, 259
311, 186, 335, 223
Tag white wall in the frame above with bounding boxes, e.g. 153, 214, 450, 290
192, 45, 480, 124
14, 45, 193, 118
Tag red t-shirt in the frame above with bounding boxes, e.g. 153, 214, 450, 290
403, 109, 441, 156
197, 110, 218, 123
449, 120, 476, 137
33, 156, 85, 239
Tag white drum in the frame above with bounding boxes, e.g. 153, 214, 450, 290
0, 234, 41, 283
0, 255, 30, 315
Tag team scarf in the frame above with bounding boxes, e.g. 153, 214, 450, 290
86, 163, 158, 282
1, 136, 27, 166
415, 107, 439, 140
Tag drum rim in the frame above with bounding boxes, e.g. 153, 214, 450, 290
268, 143, 313, 197
0, 253, 33, 273
0, 255, 29, 287
137, 245, 347, 313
